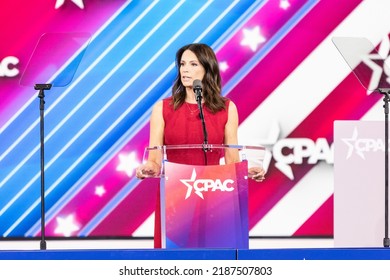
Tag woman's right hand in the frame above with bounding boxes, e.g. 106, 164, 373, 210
135, 161, 161, 179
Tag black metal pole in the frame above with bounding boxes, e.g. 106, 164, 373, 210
380, 89, 389, 247
34, 83, 52, 250
39, 90, 46, 250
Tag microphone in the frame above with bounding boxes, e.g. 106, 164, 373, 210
192, 79, 209, 154
193, 79, 202, 102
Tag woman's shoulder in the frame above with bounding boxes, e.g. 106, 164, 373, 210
225, 98, 237, 114
154, 97, 172, 107
224, 98, 236, 108
161, 96, 173, 106
159, 97, 175, 118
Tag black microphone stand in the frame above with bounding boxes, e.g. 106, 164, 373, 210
194, 88, 208, 245
379, 88, 390, 247
35, 83, 52, 250
194, 90, 209, 164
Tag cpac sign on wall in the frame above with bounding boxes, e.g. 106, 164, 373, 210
0, 0, 390, 239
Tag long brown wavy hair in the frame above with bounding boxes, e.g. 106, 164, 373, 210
171, 43, 227, 113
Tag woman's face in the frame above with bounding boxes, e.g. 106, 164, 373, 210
179, 49, 205, 89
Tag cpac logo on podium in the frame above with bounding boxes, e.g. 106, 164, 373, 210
180, 169, 234, 199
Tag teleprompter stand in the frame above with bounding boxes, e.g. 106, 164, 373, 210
379, 88, 390, 247
19, 33, 90, 249
35, 83, 52, 250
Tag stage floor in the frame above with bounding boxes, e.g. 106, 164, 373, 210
1, 247, 390, 260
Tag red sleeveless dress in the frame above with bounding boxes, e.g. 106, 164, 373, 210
153, 97, 229, 248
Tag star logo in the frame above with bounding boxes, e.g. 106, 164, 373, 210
361, 36, 390, 91
55, 0, 85, 9
341, 127, 369, 159
180, 169, 203, 199
240, 26, 266, 52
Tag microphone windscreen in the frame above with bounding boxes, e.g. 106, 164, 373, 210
193, 79, 202, 90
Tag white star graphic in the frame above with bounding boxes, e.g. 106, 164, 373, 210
262, 122, 295, 180
55, 0, 85, 9
341, 127, 365, 159
95, 185, 106, 197
280, 0, 291, 10
180, 169, 201, 199
361, 36, 390, 91
361, 53, 387, 92
219, 61, 229, 72
240, 26, 266, 52
116, 151, 139, 177
54, 214, 80, 237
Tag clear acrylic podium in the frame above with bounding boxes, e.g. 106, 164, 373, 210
143, 144, 265, 249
